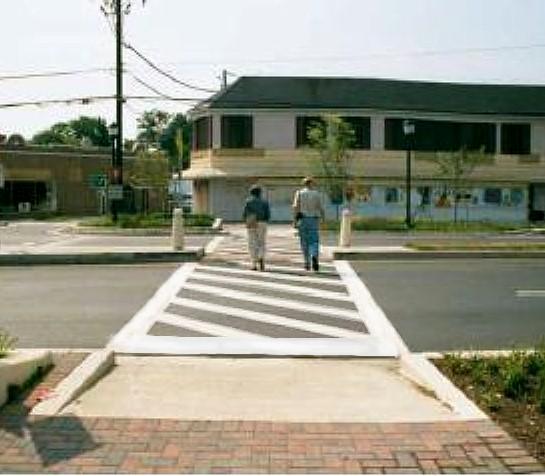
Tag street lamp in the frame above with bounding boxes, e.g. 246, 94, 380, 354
108, 123, 119, 222
403, 119, 415, 229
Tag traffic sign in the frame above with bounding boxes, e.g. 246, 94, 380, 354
108, 185, 123, 200
88, 173, 107, 189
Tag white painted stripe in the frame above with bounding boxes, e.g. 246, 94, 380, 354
190, 272, 351, 301
516, 290, 545, 297
109, 263, 197, 349
263, 263, 337, 274
181, 282, 362, 321
171, 297, 366, 339
114, 335, 398, 356
196, 264, 345, 286
158, 312, 265, 338
204, 236, 225, 255
336, 260, 408, 355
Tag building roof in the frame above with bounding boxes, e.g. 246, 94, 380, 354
198, 76, 545, 117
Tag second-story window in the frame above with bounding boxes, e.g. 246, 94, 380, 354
341, 117, 371, 149
221, 115, 253, 148
501, 123, 531, 155
193, 116, 212, 151
296, 116, 323, 147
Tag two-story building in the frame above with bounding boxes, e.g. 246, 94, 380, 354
185, 76, 545, 222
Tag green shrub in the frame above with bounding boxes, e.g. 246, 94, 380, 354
79, 213, 215, 229
0, 329, 17, 357
502, 365, 529, 400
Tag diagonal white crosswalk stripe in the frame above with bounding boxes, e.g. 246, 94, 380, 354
181, 282, 362, 321
190, 272, 351, 301
171, 297, 367, 339
158, 312, 266, 338
196, 264, 345, 286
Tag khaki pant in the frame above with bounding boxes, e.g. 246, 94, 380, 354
247, 222, 267, 265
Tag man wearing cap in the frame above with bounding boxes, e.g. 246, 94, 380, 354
292, 177, 325, 271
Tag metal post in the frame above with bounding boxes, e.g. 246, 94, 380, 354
111, 135, 118, 222
115, 0, 123, 185
406, 147, 412, 229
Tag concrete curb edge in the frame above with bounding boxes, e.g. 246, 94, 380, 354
0, 248, 205, 266
332, 249, 545, 260
31, 349, 114, 416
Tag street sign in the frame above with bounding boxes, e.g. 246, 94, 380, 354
88, 173, 107, 189
108, 185, 124, 200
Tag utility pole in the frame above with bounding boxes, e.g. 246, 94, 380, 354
115, 0, 123, 185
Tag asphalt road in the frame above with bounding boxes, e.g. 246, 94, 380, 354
0, 264, 179, 348
352, 259, 545, 352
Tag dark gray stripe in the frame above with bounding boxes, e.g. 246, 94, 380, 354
187, 277, 358, 311
195, 268, 345, 292
165, 304, 335, 338
149, 322, 214, 338
175, 289, 367, 334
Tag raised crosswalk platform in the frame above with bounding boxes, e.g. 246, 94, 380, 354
109, 229, 400, 357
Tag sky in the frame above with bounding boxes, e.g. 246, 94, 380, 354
1, 0, 545, 140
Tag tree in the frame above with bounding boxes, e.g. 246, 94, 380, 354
306, 114, 356, 218
136, 109, 170, 147
32, 116, 110, 147
159, 113, 191, 171
429, 146, 492, 222
128, 150, 170, 189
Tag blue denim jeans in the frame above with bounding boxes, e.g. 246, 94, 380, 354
298, 216, 320, 266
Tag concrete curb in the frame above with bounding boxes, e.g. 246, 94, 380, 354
332, 249, 545, 260
0, 350, 53, 406
0, 247, 205, 266
67, 218, 225, 237
337, 260, 487, 420
31, 349, 114, 416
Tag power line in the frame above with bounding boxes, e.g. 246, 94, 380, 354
123, 41, 219, 94
0, 67, 115, 82
126, 70, 176, 99
0, 95, 115, 109
154, 42, 545, 68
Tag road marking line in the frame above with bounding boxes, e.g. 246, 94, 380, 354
158, 312, 265, 338
113, 335, 395, 356
181, 282, 361, 321
190, 272, 351, 301
336, 260, 407, 354
196, 264, 345, 286
171, 297, 366, 339
516, 290, 545, 297
204, 236, 225, 255
109, 263, 197, 348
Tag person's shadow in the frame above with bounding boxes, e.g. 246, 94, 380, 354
0, 396, 100, 468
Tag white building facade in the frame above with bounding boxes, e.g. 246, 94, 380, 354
185, 77, 545, 222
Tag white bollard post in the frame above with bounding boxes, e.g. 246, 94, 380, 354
339, 208, 352, 247
172, 208, 185, 251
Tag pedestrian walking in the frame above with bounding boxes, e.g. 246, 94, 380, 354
242, 185, 271, 271
292, 177, 325, 271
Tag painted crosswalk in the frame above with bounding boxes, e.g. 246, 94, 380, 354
109, 227, 399, 356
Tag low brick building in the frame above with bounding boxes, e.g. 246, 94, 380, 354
0, 144, 164, 216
